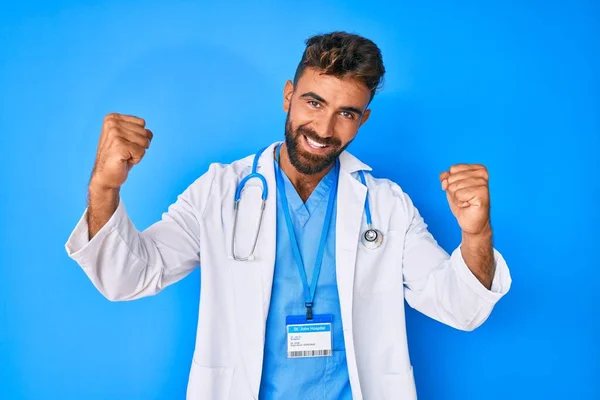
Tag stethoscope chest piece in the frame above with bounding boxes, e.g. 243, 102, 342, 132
362, 228, 383, 250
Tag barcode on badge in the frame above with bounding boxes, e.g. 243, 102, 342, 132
288, 350, 333, 358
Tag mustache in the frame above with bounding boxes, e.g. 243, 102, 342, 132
296, 125, 341, 147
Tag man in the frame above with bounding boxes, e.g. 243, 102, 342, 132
66, 31, 511, 399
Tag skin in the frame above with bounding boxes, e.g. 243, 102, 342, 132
278, 67, 371, 200
85, 67, 496, 290
280, 67, 495, 289
440, 165, 495, 289
87, 113, 152, 240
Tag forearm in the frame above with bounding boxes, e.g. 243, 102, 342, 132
460, 223, 495, 290
87, 181, 120, 240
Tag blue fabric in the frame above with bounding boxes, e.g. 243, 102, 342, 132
258, 160, 352, 400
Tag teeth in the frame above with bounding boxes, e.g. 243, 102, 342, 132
306, 136, 326, 148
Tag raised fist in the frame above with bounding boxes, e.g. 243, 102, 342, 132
90, 113, 153, 190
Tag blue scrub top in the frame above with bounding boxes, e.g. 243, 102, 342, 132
258, 159, 352, 399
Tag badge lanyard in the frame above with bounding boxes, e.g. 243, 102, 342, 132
275, 145, 339, 320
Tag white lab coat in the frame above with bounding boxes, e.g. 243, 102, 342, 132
65, 141, 511, 400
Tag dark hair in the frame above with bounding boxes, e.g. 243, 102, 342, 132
293, 31, 385, 101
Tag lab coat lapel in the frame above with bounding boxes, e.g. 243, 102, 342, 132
335, 165, 367, 397
228, 144, 369, 398
229, 142, 278, 398
258, 143, 278, 314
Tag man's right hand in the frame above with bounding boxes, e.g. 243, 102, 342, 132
86, 113, 152, 239
90, 113, 153, 191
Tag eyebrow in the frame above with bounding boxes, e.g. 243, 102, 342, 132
299, 91, 364, 117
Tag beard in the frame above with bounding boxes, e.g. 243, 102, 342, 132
284, 113, 351, 175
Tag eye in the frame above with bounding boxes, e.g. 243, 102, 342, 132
340, 111, 354, 119
308, 100, 321, 108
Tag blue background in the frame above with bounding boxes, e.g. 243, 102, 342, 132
1, 0, 598, 399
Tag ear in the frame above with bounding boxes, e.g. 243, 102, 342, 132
359, 109, 371, 127
283, 80, 294, 112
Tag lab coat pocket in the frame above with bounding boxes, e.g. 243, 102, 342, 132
381, 367, 418, 400
356, 230, 404, 296
187, 360, 234, 400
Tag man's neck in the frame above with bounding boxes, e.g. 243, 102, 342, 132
277, 143, 334, 202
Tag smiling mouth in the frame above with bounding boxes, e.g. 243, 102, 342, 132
304, 134, 328, 149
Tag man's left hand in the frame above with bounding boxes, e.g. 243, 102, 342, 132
440, 164, 491, 236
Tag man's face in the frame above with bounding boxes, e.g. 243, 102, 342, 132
283, 67, 372, 175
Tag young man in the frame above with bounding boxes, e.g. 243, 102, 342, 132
66, 31, 511, 399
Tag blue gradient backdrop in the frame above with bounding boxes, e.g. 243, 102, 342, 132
1, 1, 598, 399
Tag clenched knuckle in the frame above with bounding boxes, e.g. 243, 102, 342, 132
107, 126, 120, 136
105, 119, 117, 129
114, 136, 127, 147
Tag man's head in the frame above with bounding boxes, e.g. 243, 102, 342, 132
283, 31, 385, 175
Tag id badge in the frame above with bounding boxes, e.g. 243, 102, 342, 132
286, 314, 333, 358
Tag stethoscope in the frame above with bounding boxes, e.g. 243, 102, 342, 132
231, 145, 383, 261
356, 169, 384, 250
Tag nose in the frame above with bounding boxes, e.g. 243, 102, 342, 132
313, 113, 336, 139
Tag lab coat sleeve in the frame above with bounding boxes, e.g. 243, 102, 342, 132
64, 168, 215, 301
400, 191, 512, 331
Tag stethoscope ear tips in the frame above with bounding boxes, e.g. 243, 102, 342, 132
361, 228, 383, 250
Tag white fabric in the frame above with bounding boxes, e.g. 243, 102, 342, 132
65, 142, 511, 399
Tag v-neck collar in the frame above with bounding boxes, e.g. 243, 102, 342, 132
274, 160, 337, 229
